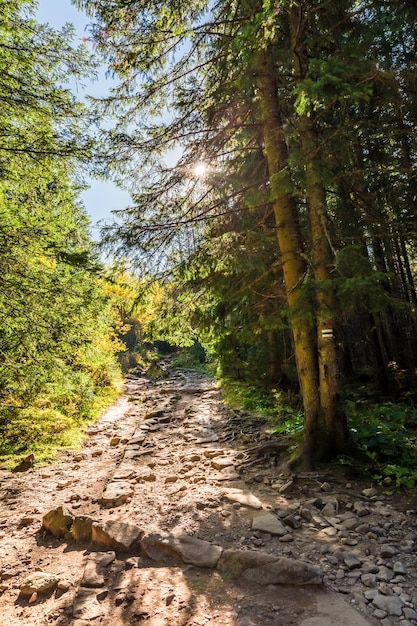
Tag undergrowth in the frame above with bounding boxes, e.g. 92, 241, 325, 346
0, 385, 121, 469
171, 342, 209, 374
220, 378, 303, 433
219, 378, 417, 491
347, 401, 417, 491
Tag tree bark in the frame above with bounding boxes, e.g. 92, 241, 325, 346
289, 6, 357, 459
256, 49, 321, 468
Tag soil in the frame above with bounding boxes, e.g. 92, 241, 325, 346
0, 362, 415, 626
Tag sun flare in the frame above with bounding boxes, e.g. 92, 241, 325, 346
193, 161, 208, 177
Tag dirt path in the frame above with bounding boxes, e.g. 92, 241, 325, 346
0, 364, 416, 625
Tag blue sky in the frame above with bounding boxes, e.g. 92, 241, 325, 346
36, 0, 131, 241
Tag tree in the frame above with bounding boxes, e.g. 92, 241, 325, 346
0, 0, 122, 460
76, 0, 417, 467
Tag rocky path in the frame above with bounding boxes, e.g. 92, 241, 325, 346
0, 364, 416, 626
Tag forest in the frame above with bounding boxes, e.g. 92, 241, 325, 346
2, 0, 417, 486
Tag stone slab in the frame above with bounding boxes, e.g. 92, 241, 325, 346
142, 532, 223, 568
300, 591, 371, 625
222, 488, 263, 509
252, 512, 287, 536
91, 520, 143, 552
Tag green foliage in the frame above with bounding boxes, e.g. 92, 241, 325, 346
221, 378, 301, 430
347, 402, 417, 489
0, 0, 122, 465
171, 342, 208, 373
76, 0, 417, 469
0, 406, 81, 457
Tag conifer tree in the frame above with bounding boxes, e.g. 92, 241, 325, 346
76, 0, 417, 467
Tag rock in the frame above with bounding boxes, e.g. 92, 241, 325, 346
112, 465, 137, 480
321, 499, 339, 517
393, 561, 407, 575
136, 466, 157, 482
300, 507, 312, 521
320, 482, 331, 492
374, 503, 392, 517
73, 453, 87, 462
272, 479, 294, 494
91, 520, 143, 552
356, 523, 370, 534
42, 506, 74, 538
12, 454, 35, 473
57, 479, 73, 489
372, 593, 405, 616
218, 550, 323, 586
129, 434, 146, 446
361, 573, 377, 587
363, 563, 379, 574
81, 552, 115, 588
195, 434, 219, 444
252, 512, 287, 537
222, 487, 263, 509
57, 579, 71, 592
380, 545, 399, 558
342, 517, 359, 531
363, 487, 378, 497
283, 514, 301, 529
353, 501, 370, 517
20, 572, 60, 597
73, 588, 107, 621
99, 481, 134, 508
403, 607, 417, 620
71, 516, 94, 542
343, 553, 362, 570
364, 589, 379, 601
141, 532, 223, 568
203, 449, 224, 459
376, 566, 394, 582
164, 475, 178, 483
211, 457, 234, 470
166, 593, 175, 606
125, 558, 138, 570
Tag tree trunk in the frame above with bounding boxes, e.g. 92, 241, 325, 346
298, 115, 353, 454
256, 49, 320, 468
288, 7, 358, 461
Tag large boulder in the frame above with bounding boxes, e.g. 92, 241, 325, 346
91, 520, 143, 552
218, 549, 323, 586
141, 532, 223, 568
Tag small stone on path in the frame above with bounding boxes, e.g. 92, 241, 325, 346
20, 572, 60, 596
222, 487, 263, 509
99, 481, 134, 508
211, 457, 235, 470
252, 512, 287, 537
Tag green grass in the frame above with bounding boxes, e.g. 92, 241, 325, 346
220, 378, 303, 432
